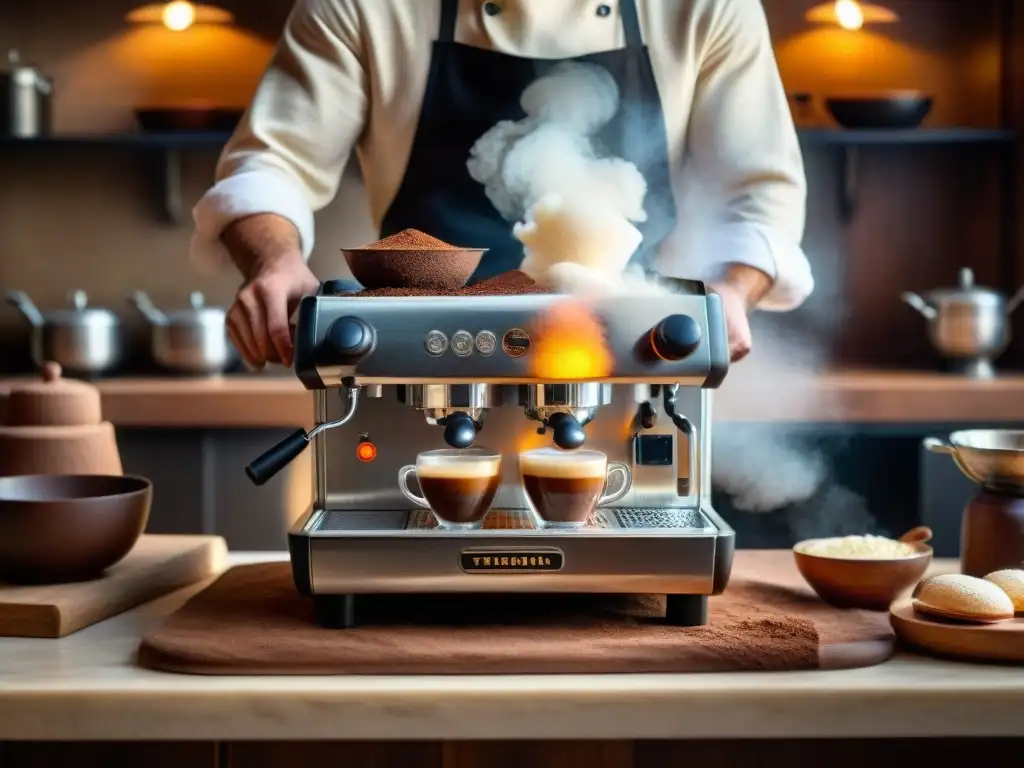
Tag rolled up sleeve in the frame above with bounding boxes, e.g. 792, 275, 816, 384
191, 0, 368, 270
662, 0, 813, 311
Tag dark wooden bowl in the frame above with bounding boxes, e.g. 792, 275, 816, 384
794, 539, 933, 611
343, 248, 487, 290
825, 93, 933, 129
0, 475, 152, 584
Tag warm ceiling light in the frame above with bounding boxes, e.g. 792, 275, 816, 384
125, 2, 234, 31
163, 1, 196, 31
805, 0, 899, 31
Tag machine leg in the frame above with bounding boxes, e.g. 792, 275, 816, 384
665, 594, 708, 627
314, 595, 357, 629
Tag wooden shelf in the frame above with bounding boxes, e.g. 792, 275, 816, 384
797, 127, 1016, 145
0, 131, 232, 149
0, 128, 1018, 225
0, 132, 231, 223
796, 128, 1018, 221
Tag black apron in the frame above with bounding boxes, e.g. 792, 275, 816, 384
378, 0, 677, 281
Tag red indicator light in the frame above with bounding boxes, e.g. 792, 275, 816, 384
356, 441, 377, 462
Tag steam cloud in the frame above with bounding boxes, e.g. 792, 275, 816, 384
467, 62, 664, 296
466, 63, 882, 540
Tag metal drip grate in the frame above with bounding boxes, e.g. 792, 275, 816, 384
611, 508, 706, 530
312, 507, 708, 533
314, 510, 409, 532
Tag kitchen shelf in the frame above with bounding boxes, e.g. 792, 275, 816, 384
796, 128, 1018, 222
0, 131, 232, 224
797, 127, 1016, 145
0, 128, 1017, 225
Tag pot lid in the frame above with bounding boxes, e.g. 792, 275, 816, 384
163, 291, 227, 323
45, 290, 120, 326
924, 268, 1004, 307
3, 362, 103, 427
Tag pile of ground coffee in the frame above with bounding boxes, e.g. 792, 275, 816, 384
358, 229, 456, 250
356, 270, 550, 297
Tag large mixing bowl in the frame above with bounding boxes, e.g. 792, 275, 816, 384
924, 430, 1024, 492
0, 474, 152, 584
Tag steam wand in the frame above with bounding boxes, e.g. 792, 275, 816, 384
246, 387, 361, 486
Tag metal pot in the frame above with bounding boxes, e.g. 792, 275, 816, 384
129, 291, 237, 375
5, 290, 123, 376
901, 268, 1024, 378
1, 50, 52, 138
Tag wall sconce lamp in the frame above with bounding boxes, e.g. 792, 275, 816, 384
805, 0, 899, 31
125, 1, 234, 32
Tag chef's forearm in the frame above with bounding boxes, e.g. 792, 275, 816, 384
221, 214, 303, 282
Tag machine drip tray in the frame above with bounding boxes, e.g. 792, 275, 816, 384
310, 507, 710, 534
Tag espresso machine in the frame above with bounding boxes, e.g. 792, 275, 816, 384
246, 277, 734, 629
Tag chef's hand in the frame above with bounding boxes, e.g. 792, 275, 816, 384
708, 265, 772, 363
222, 215, 320, 369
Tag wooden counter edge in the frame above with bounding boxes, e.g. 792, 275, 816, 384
3, 372, 1023, 427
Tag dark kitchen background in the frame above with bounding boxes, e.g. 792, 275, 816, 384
0, 0, 1021, 551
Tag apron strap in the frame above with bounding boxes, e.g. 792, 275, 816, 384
438, 0, 459, 42
438, 0, 643, 48
619, 0, 644, 48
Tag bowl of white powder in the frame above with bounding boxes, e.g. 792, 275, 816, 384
793, 529, 933, 611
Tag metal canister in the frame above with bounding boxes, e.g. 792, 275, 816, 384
2, 50, 52, 138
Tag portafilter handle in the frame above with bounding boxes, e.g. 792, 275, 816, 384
245, 387, 360, 486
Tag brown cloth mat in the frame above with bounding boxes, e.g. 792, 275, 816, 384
138, 551, 894, 675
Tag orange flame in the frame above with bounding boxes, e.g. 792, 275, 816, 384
528, 300, 613, 381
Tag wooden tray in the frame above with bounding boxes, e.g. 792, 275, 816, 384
890, 599, 1024, 663
0, 534, 227, 638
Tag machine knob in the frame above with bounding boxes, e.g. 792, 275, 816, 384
548, 412, 586, 451
649, 314, 702, 361
443, 412, 478, 449
326, 316, 375, 363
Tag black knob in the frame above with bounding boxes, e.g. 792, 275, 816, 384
638, 401, 657, 430
650, 314, 701, 361
548, 412, 586, 450
326, 316, 375, 363
443, 412, 478, 449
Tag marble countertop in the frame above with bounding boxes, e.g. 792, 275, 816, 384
1, 553, 1023, 741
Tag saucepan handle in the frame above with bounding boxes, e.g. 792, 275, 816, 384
923, 437, 956, 456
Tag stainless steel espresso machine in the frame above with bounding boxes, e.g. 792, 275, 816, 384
246, 277, 734, 629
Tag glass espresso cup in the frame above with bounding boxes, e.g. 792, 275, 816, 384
397, 448, 502, 529
519, 448, 632, 529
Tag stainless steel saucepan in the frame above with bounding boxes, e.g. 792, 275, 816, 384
5, 289, 123, 376
924, 429, 1024, 492
902, 268, 1024, 378
129, 291, 237, 375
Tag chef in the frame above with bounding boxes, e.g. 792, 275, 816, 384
191, 0, 813, 369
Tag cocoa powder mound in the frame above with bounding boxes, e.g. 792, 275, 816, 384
355, 270, 550, 297
358, 229, 456, 250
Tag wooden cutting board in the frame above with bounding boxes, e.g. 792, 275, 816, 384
890, 599, 1024, 664
0, 534, 227, 638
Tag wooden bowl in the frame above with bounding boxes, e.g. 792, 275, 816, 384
793, 528, 934, 611
343, 248, 487, 290
0, 475, 152, 584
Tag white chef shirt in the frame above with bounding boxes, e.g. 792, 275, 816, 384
191, 0, 813, 310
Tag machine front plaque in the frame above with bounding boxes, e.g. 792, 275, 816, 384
460, 548, 565, 573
